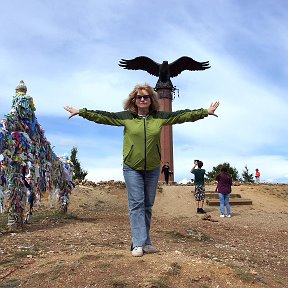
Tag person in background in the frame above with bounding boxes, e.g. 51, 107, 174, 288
0, 173, 5, 214
161, 162, 173, 185
215, 166, 232, 218
191, 160, 207, 214
64, 83, 220, 257
35, 178, 41, 208
0, 163, 7, 214
255, 168, 260, 184
0, 170, 6, 188
24, 177, 35, 224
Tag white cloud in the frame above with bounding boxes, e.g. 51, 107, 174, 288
1, 0, 288, 184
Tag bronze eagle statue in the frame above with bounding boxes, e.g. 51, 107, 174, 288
118, 56, 210, 83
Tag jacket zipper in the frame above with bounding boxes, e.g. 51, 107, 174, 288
144, 117, 147, 171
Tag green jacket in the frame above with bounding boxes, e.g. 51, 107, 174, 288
79, 108, 208, 171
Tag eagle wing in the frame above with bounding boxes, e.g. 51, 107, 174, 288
118, 56, 160, 77
169, 56, 210, 78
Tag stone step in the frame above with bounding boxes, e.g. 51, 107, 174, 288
206, 198, 253, 206
205, 193, 241, 199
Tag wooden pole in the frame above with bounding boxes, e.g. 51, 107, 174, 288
157, 89, 174, 183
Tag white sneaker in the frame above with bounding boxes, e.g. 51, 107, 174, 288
131, 246, 143, 257
226, 214, 231, 218
220, 214, 225, 218
143, 245, 157, 254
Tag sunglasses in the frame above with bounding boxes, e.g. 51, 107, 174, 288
136, 95, 150, 100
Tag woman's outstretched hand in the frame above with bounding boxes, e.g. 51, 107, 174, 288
207, 101, 220, 117
64, 106, 79, 119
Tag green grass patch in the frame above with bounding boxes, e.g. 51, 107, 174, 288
148, 277, 172, 288
46, 263, 65, 280
0, 250, 37, 267
99, 262, 112, 269
106, 253, 124, 259
166, 262, 181, 276
109, 279, 128, 287
32, 209, 78, 222
166, 229, 210, 242
0, 279, 21, 288
232, 266, 255, 283
0, 258, 13, 266
79, 254, 102, 261
0, 212, 8, 230
0, 209, 78, 231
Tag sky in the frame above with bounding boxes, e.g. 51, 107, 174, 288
0, 0, 288, 183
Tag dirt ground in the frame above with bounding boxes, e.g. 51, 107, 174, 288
0, 183, 287, 288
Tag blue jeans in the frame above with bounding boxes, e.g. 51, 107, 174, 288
218, 193, 231, 215
123, 165, 160, 248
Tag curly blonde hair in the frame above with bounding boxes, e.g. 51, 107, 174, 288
123, 83, 160, 114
